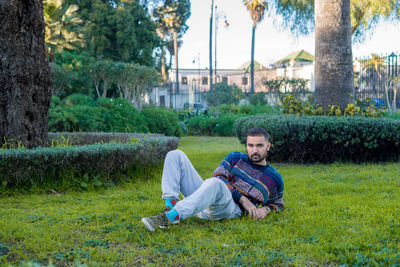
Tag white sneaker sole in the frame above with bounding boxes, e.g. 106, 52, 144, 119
141, 218, 156, 232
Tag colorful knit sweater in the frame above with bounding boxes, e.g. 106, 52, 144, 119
213, 152, 284, 212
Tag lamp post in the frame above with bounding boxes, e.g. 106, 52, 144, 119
214, 5, 229, 83
209, 0, 214, 92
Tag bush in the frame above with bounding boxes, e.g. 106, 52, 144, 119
141, 106, 183, 136
0, 136, 178, 190
249, 92, 268, 106
215, 114, 243, 136
97, 98, 148, 132
48, 95, 148, 133
234, 114, 400, 163
204, 82, 244, 106
186, 115, 218, 135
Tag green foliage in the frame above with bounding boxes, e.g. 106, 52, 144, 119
204, 82, 245, 106
50, 63, 77, 98
54, 50, 96, 96
48, 95, 148, 133
181, 104, 280, 136
0, 137, 178, 191
140, 106, 183, 136
282, 94, 385, 117
186, 115, 218, 136
249, 92, 268, 105
44, 0, 84, 51
234, 114, 400, 163
70, 0, 159, 65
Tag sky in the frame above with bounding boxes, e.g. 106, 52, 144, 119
177, 0, 400, 70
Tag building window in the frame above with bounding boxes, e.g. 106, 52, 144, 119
242, 77, 248, 85
202, 77, 208, 85
182, 77, 188, 85
222, 77, 228, 84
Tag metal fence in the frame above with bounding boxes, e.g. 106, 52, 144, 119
355, 52, 399, 107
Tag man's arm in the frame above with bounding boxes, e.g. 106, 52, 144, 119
265, 197, 284, 213
240, 196, 271, 220
212, 152, 244, 204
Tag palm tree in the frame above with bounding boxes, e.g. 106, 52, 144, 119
155, 0, 190, 95
243, 0, 267, 93
314, 0, 354, 109
43, 0, 84, 61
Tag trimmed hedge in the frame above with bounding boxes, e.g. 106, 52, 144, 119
0, 136, 178, 189
234, 115, 400, 163
48, 132, 165, 146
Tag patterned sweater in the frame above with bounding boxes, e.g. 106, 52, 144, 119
212, 152, 284, 212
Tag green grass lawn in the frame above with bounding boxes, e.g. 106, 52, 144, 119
1, 136, 400, 266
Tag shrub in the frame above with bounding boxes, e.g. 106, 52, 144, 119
204, 82, 244, 106
282, 94, 385, 117
140, 106, 183, 136
0, 136, 178, 190
215, 114, 243, 136
97, 98, 148, 132
234, 114, 400, 163
249, 92, 268, 106
48, 95, 148, 133
186, 115, 218, 135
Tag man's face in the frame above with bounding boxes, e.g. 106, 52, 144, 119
246, 135, 271, 165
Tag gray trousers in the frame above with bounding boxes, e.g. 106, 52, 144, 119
161, 150, 242, 220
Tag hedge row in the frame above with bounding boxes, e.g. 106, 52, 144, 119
48, 132, 165, 146
234, 115, 400, 163
0, 136, 178, 189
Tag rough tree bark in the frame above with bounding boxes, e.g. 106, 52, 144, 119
0, 0, 52, 148
314, 0, 354, 109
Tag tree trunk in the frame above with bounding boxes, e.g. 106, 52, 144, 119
173, 31, 179, 94
161, 47, 167, 83
314, 0, 354, 109
0, 0, 52, 149
250, 23, 256, 94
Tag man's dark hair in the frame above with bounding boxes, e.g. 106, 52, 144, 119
246, 127, 269, 141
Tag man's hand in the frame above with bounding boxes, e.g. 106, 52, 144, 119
240, 196, 271, 220
255, 206, 271, 220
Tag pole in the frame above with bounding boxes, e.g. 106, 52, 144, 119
209, 0, 214, 91
215, 5, 218, 81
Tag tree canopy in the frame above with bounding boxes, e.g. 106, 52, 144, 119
270, 0, 400, 41
65, 0, 160, 65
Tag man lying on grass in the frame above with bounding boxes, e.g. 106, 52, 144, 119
141, 127, 284, 231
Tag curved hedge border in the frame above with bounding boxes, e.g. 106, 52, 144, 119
0, 136, 178, 189
48, 132, 165, 146
234, 115, 400, 163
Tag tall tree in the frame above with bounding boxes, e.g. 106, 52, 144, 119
68, 0, 159, 65
314, 0, 354, 109
271, 0, 400, 108
0, 0, 52, 148
155, 0, 191, 94
243, 0, 267, 94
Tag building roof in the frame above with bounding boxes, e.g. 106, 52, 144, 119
238, 60, 267, 71
276, 50, 314, 65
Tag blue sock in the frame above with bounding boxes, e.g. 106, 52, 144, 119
165, 198, 177, 210
165, 208, 179, 223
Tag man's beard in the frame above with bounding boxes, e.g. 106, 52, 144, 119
248, 151, 268, 164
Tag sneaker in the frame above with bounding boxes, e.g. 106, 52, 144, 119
141, 213, 169, 232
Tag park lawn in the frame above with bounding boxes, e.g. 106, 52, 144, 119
0, 136, 400, 266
